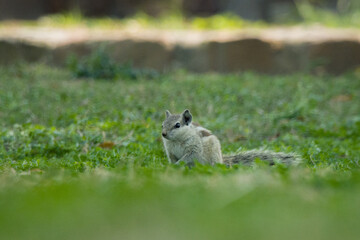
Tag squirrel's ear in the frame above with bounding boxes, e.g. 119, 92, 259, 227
182, 109, 192, 125
165, 110, 171, 118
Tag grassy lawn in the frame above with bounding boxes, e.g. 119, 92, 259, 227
0, 64, 359, 239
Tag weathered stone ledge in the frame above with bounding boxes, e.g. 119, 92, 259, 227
1, 26, 360, 74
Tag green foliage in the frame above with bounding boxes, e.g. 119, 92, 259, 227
27, 11, 264, 30
3, 4, 359, 30
294, 0, 360, 27
192, 13, 242, 29
0, 64, 360, 239
67, 48, 159, 80
39, 9, 85, 26
191, 13, 265, 29
67, 49, 117, 79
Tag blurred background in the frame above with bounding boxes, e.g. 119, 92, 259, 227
0, 0, 359, 23
1, 0, 360, 74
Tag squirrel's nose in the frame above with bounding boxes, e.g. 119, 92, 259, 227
162, 132, 167, 137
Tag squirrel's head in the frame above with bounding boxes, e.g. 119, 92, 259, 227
161, 109, 192, 140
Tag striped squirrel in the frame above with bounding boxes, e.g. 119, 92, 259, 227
161, 109, 301, 167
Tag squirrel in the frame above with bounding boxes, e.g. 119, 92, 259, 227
161, 109, 301, 167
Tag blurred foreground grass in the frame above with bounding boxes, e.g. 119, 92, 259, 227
0, 64, 359, 239
1, 168, 360, 240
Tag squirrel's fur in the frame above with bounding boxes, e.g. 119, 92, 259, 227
162, 109, 301, 167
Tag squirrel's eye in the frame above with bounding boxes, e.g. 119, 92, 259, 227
175, 123, 181, 128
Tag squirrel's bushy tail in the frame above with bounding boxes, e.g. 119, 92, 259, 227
223, 150, 301, 166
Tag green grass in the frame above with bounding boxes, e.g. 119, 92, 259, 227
0, 64, 360, 239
